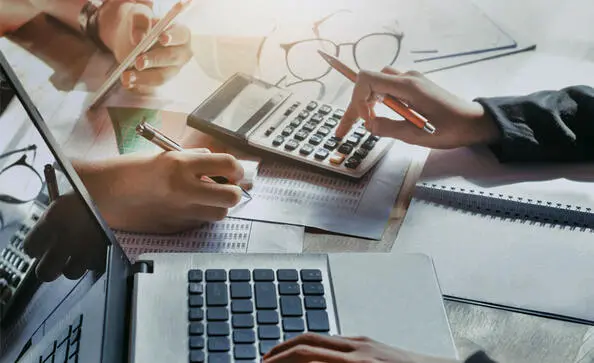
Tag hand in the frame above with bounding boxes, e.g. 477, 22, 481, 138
337, 67, 501, 149
97, 0, 192, 93
23, 193, 107, 282
264, 333, 461, 363
74, 150, 245, 233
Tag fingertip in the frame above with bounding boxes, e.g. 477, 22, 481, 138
135, 55, 149, 71
381, 66, 402, 75
159, 32, 172, 46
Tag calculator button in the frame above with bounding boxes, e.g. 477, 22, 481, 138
354, 149, 368, 159
314, 148, 329, 160
369, 135, 380, 142
300, 144, 314, 156
337, 144, 353, 155
272, 136, 285, 147
294, 131, 308, 141
303, 122, 316, 132
361, 139, 376, 150
346, 136, 360, 145
324, 119, 338, 128
316, 126, 330, 136
329, 153, 345, 165
285, 140, 299, 151
282, 127, 295, 136
311, 114, 324, 124
306, 101, 318, 111
319, 105, 332, 115
309, 135, 323, 146
333, 109, 345, 119
330, 136, 342, 142
298, 110, 310, 119
345, 157, 361, 169
353, 127, 367, 137
290, 119, 302, 127
323, 140, 338, 150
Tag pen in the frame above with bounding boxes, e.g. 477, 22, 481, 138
44, 164, 60, 203
135, 121, 252, 199
317, 50, 436, 134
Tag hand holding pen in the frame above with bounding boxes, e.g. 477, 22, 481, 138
135, 121, 252, 199
318, 51, 500, 149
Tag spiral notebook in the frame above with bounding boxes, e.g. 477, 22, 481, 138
394, 146, 594, 323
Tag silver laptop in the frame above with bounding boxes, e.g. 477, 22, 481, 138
0, 51, 457, 363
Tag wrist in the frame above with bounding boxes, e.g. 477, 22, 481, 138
467, 101, 501, 145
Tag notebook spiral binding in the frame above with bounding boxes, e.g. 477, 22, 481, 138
415, 182, 594, 231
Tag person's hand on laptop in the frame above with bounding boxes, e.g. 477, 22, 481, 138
336, 67, 501, 149
23, 193, 107, 282
74, 149, 245, 233
263, 333, 460, 363
97, 0, 193, 93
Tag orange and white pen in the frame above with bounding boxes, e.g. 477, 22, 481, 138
317, 50, 436, 134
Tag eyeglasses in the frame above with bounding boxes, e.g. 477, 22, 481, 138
0, 145, 43, 205
280, 31, 403, 82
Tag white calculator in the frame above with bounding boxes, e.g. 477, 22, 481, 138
187, 73, 394, 178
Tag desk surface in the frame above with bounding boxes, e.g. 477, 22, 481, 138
2, 0, 594, 361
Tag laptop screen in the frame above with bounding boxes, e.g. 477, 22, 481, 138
0, 58, 119, 362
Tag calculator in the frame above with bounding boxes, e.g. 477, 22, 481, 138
187, 73, 394, 178
0, 201, 43, 319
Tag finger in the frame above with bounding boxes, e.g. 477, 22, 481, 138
381, 66, 402, 75
184, 182, 242, 209
335, 103, 359, 138
62, 256, 87, 280
121, 66, 181, 88
23, 218, 53, 258
189, 148, 212, 154
370, 116, 424, 144
133, 0, 153, 8
159, 23, 191, 47
130, 4, 154, 45
183, 153, 245, 183
264, 345, 355, 363
135, 45, 192, 70
35, 236, 69, 282
265, 333, 354, 360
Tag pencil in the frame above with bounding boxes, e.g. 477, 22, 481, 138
44, 164, 59, 202
135, 121, 252, 199
317, 50, 436, 134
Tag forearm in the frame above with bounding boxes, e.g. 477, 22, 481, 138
475, 85, 594, 162
28, 0, 86, 33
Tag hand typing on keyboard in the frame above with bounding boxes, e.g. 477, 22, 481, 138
263, 333, 461, 363
23, 193, 107, 282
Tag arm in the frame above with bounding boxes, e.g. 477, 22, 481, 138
336, 68, 594, 163
476, 85, 594, 162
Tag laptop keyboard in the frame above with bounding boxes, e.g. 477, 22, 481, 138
38, 314, 83, 363
187, 268, 330, 363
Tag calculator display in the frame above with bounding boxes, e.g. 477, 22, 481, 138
191, 74, 288, 136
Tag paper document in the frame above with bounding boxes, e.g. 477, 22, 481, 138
230, 145, 411, 240
116, 218, 304, 262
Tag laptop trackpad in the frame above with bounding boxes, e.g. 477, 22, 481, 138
327, 253, 458, 359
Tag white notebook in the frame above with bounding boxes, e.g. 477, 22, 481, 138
419, 147, 594, 228
394, 146, 594, 323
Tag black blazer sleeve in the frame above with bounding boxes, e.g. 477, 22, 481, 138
474, 85, 594, 162
465, 351, 498, 363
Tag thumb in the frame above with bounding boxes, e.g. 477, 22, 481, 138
130, 5, 153, 45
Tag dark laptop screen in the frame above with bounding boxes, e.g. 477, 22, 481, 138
0, 60, 113, 363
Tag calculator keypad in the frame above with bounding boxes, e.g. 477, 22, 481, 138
265, 100, 385, 172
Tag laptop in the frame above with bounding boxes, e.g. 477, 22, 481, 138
0, 51, 458, 363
